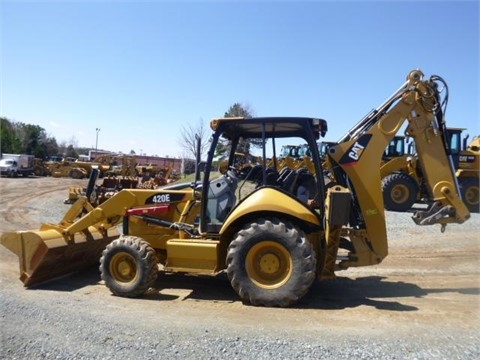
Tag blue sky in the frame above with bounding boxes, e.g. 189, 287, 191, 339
2, 0, 479, 157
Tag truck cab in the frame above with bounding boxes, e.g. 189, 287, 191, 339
0, 159, 18, 177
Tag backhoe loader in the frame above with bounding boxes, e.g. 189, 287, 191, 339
1, 70, 470, 307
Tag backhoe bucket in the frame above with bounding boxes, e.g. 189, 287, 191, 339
1, 226, 120, 286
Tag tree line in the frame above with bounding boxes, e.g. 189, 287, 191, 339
2, 103, 255, 162
0, 117, 90, 160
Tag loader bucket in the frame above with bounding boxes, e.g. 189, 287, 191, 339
1, 226, 120, 287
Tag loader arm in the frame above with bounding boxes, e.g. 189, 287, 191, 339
328, 70, 470, 267
61, 190, 138, 235
0, 189, 142, 286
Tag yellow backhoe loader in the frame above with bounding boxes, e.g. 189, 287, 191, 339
1, 70, 470, 307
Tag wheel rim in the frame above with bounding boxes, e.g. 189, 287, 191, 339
109, 252, 138, 284
245, 241, 293, 289
390, 184, 409, 204
464, 186, 479, 206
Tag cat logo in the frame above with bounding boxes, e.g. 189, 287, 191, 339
349, 142, 365, 161
338, 134, 372, 166
459, 155, 475, 163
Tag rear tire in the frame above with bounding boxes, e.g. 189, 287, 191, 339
382, 172, 418, 212
100, 236, 158, 297
459, 177, 479, 213
226, 217, 316, 307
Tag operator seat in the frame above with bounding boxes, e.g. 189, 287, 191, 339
293, 167, 316, 204
278, 168, 297, 193
206, 170, 238, 224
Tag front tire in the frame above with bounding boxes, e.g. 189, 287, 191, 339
100, 236, 158, 297
226, 217, 316, 307
382, 172, 418, 212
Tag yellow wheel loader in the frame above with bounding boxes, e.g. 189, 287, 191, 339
452, 132, 479, 213
380, 128, 479, 212
1, 70, 471, 307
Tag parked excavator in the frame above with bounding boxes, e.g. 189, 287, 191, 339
1, 70, 470, 307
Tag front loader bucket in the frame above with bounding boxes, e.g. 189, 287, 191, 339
1, 226, 120, 286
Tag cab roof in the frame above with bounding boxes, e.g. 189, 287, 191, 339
210, 117, 328, 140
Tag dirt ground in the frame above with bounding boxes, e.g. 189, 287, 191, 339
0, 176, 479, 356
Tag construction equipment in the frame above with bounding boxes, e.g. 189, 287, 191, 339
1, 70, 470, 307
32, 158, 48, 176
381, 128, 479, 212
64, 155, 140, 204
280, 144, 302, 159
449, 131, 479, 213
46, 158, 110, 179
64, 175, 140, 205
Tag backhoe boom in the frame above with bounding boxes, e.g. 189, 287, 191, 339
327, 70, 470, 268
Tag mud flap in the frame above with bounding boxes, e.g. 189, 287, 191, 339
1, 226, 120, 286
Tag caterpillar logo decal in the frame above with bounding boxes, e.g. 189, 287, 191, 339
459, 155, 475, 163
146, 192, 185, 204
339, 134, 372, 166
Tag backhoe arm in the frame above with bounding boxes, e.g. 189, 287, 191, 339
327, 70, 470, 267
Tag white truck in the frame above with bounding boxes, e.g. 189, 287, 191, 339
0, 154, 35, 177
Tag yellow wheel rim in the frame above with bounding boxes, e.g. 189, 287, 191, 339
391, 184, 409, 204
110, 252, 138, 284
245, 241, 293, 289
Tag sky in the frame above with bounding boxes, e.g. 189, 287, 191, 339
1, 0, 479, 158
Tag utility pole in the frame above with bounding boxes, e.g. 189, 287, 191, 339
95, 128, 100, 160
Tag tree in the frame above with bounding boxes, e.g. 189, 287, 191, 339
0, 118, 58, 159
0, 117, 22, 154
65, 145, 78, 159
215, 103, 257, 159
0, 117, 73, 160
18, 124, 44, 156
35, 134, 59, 159
177, 118, 210, 160
224, 103, 253, 118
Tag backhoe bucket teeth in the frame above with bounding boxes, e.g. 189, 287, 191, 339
1, 226, 120, 287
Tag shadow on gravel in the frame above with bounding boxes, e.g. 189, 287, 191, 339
301, 276, 423, 311
145, 273, 479, 311
144, 272, 238, 303
300, 276, 479, 311
25, 266, 102, 291
28, 268, 479, 311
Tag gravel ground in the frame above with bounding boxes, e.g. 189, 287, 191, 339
0, 177, 479, 359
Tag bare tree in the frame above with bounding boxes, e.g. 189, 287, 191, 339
177, 118, 210, 160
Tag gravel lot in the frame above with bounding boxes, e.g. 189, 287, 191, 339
0, 177, 479, 359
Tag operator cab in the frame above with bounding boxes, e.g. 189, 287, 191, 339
197, 117, 328, 233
